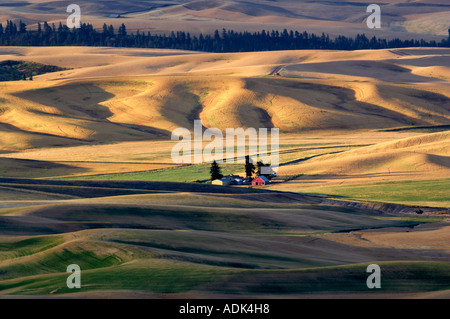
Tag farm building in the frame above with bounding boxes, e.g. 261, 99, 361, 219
252, 176, 270, 186
212, 178, 232, 186
227, 175, 245, 185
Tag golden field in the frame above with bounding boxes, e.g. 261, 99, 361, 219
0, 46, 448, 187
0, 44, 449, 298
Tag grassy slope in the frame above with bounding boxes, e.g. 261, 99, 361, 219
272, 131, 450, 207
2, 259, 450, 296
297, 179, 450, 207
0, 184, 448, 297
63, 164, 243, 182
1, 227, 449, 296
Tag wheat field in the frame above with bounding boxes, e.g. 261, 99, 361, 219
0, 44, 449, 298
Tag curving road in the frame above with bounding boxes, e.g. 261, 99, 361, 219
269, 65, 285, 75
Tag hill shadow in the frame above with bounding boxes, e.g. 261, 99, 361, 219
159, 82, 211, 132
0, 157, 88, 179
245, 77, 426, 129
12, 82, 169, 142
284, 60, 439, 83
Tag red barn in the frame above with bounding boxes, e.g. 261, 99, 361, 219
252, 176, 270, 186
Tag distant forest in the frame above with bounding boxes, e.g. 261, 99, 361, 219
1, 20, 449, 52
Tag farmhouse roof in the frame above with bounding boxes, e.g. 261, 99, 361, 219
257, 176, 270, 183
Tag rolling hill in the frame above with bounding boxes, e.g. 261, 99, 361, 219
0, 176, 446, 295
278, 131, 450, 177
0, 0, 449, 40
0, 38, 449, 297
0, 46, 448, 194
0, 47, 448, 152
0, 180, 448, 297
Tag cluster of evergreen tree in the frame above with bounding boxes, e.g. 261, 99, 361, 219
0, 60, 65, 81
1, 20, 449, 51
209, 156, 274, 181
